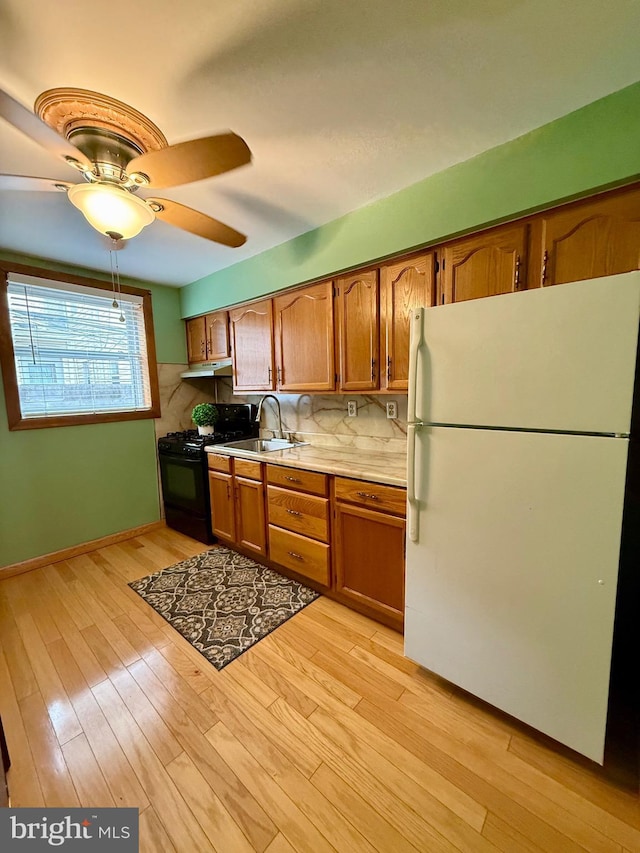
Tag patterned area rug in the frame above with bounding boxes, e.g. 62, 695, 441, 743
129, 546, 320, 670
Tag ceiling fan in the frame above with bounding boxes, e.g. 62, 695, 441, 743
0, 87, 251, 246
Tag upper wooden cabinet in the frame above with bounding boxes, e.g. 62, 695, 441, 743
195, 184, 640, 387
335, 270, 379, 392
186, 316, 207, 363
380, 252, 435, 391
538, 187, 640, 287
274, 281, 335, 392
205, 311, 230, 360
186, 311, 229, 363
229, 299, 275, 392
440, 223, 528, 304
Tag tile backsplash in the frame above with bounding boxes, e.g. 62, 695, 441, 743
154, 363, 216, 440
155, 368, 407, 452
218, 379, 407, 453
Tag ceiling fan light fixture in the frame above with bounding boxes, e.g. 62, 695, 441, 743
67, 182, 155, 240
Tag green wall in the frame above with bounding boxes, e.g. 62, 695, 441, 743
181, 80, 640, 317
0, 253, 186, 567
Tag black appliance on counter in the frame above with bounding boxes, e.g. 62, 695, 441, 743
158, 403, 258, 543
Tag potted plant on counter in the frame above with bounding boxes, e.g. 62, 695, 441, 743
192, 402, 218, 435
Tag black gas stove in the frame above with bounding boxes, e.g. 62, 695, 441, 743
157, 403, 257, 543
158, 428, 251, 457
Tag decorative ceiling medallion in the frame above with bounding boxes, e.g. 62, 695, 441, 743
34, 88, 168, 154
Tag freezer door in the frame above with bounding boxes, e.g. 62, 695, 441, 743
404, 426, 628, 762
416, 271, 640, 434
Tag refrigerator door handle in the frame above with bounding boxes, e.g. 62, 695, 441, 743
408, 307, 425, 425
407, 422, 419, 542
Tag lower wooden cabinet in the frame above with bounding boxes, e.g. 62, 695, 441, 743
235, 474, 267, 556
211, 456, 407, 630
333, 477, 406, 630
208, 454, 266, 557
207, 453, 235, 540
266, 465, 331, 587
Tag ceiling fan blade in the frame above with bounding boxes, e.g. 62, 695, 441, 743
148, 197, 246, 247
127, 133, 251, 188
0, 174, 75, 192
0, 89, 92, 171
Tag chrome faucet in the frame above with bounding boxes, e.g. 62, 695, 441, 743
255, 395, 284, 439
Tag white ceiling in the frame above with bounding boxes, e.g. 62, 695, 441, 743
1, 0, 640, 288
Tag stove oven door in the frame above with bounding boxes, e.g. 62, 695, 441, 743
158, 451, 213, 543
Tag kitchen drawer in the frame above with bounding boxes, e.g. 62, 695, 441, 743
266, 465, 328, 496
334, 477, 407, 516
234, 458, 263, 481
268, 525, 330, 586
207, 453, 232, 473
267, 485, 329, 542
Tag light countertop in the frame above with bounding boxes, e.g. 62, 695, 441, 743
206, 442, 407, 487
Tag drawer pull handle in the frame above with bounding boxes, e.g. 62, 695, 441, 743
285, 476, 301, 483
356, 491, 379, 500
286, 509, 302, 516
287, 550, 304, 561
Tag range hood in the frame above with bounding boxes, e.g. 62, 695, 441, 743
180, 359, 233, 379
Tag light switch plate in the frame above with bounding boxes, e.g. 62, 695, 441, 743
347, 400, 357, 417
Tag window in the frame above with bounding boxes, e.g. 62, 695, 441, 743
0, 264, 160, 429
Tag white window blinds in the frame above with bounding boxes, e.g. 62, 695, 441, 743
7, 274, 153, 418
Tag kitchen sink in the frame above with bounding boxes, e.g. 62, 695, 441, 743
218, 437, 308, 453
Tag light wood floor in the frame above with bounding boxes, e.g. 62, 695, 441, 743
0, 527, 638, 852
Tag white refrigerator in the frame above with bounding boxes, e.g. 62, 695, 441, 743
405, 271, 640, 765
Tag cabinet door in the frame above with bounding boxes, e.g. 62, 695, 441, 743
235, 476, 267, 557
208, 471, 235, 541
205, 311, 230, 360
334, 502, 405, 628
336, 270, 379, 391
380, 252, 435, 391
273, 281, 335, 392
229, 299, 275, 392
539, 187, 640, 287
440, 224, 527, 304
186, 316, 207, 363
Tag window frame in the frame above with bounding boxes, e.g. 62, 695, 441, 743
0, 261, 161, 430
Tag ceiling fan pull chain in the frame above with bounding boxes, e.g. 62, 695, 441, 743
109, 245, 119, 309
114, 250, 125, 322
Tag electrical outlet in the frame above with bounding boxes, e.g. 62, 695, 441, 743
386, 401, 398, 419
347, 400, 358, 417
